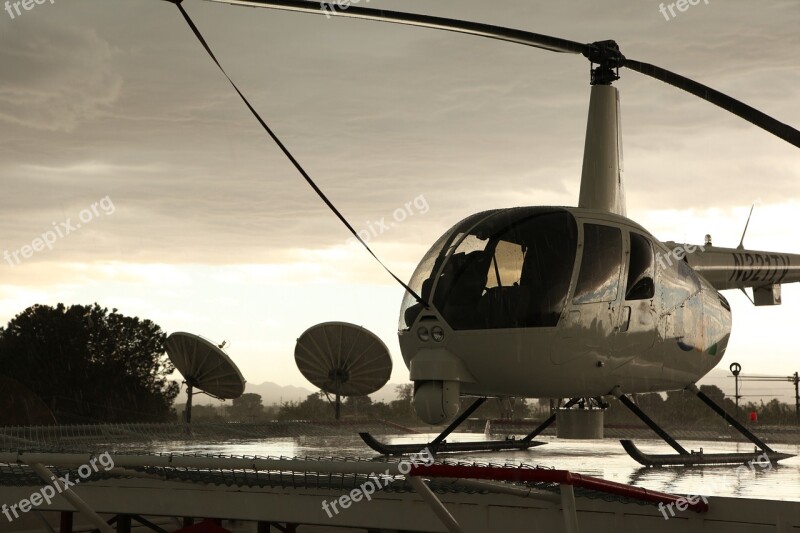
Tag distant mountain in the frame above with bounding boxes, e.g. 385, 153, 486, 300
251, 381, 410, 405
187, 381, 313, 406
184, 381, 407, 407
246, 382, 314, 405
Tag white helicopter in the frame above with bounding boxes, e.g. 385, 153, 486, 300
165, 0, 800, 465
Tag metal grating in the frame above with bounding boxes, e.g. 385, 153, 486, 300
0, 452, 651, 507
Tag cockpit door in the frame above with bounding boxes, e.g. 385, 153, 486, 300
553, 222, 624, 365
611, 231, 658, 367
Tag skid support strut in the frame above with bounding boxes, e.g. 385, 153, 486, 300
431, 397, 487, 446
612, 387, 689, 455
614, 385, 794, 466
361, 396, 547, 455
521, 397, 581, 443
686, 384, 775, 453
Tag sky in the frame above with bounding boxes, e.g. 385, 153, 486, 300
1, 0, 798, 396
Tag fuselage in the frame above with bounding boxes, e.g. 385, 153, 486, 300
398, 206, 731, 401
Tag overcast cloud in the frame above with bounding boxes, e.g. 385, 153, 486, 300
1, 0, 798, 387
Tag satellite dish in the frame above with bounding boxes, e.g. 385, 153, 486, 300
166, 332, 246, 423
294, 322, 392, 420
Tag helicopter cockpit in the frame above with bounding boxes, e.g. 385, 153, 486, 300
400, 207, 578, 331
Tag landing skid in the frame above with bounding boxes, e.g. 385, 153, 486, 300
360, 397, 578, 456
359, 432, 545, 455
615, 384, 795, 467
621, 439, 793, 467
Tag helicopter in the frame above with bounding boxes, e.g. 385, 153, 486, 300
164, 0, 800, 465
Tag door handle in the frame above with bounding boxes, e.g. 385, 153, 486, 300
619, 306, 632, 333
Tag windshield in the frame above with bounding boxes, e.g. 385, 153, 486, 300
398, 210, 499, 330
399, 207, 577, 331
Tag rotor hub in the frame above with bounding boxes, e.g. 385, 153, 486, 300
584, 40, 626, 85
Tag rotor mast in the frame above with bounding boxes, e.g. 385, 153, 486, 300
578, 41, 626, 216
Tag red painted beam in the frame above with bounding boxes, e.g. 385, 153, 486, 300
408, 464, 709, 513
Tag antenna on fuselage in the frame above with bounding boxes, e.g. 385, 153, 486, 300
736, 204, 755, 250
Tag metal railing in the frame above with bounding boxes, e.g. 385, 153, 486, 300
0, 451, 707, 533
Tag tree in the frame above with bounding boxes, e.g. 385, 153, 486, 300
277, 392, 333, 420
700, 384, 726, 405
175, 403, 224, 421
0, 303, 179, 424
385, 383, 418, 424
342, 395, 372, 418
395, 384, 413, 403
228, 393, 264, 421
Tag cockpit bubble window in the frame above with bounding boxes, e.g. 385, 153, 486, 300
401, 208, 577, 331
625, 233, 655, 300
399, 210, 498, 330
573, 224, 623, 305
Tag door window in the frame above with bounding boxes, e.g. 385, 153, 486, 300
625, 233, 655, 300
573, 224, 622, 304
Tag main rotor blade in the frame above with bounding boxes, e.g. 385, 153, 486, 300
193, 0, 800, 149
625, 58, 800, 149
201, 0, 590, 55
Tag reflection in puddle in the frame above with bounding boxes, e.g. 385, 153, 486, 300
144, 433, 800, 501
